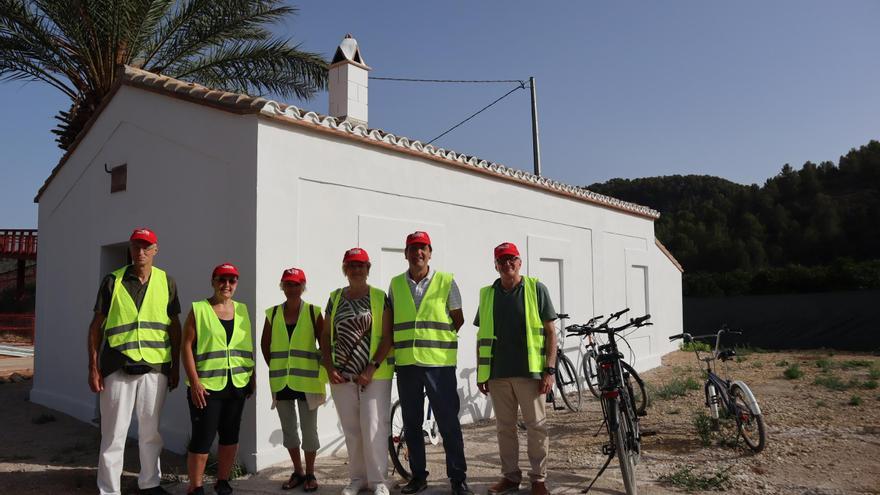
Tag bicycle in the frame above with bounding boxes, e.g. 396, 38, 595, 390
549, 313, 583, 412
567, 311, 652, 495
669, 327, 766, 453
577, 310, 648, 416
388, 393, 438, 480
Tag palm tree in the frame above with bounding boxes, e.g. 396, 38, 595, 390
0, 0, 328, 150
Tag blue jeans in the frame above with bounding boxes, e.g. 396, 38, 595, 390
396, 365, 467, 482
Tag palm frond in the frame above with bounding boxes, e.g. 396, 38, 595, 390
171, 38, 327, 99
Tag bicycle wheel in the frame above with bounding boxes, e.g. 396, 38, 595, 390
612, 398, 638, 495
731, 384, 766, 453
388, 400, 412, 480
556, 354, 583, 412
621, 362, 647, 416
582, 351, 600, 399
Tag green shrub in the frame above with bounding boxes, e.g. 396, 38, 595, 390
849, 395, 863, 406
868, 367, 880, 380
815, 358, 834, 372
653, 377, 701, 400
813, 375, 849, 391
693, 413, 715, 446
775, 360, 789, 367
840, 360, 872, 369
660, 465, 732, 491
681, 341, 711, 352
862, 380, 878, 390
783, 364, 804, 380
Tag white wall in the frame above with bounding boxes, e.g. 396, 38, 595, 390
33, 86, 259, 463
251, 118, 682, 470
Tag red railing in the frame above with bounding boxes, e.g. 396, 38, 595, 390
0, 230, 38, 260
0, 313, 34, 343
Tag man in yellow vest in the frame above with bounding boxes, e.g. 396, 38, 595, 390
474, 242, 557, 495
87, 228, 181, 495
388, 231, 471, 495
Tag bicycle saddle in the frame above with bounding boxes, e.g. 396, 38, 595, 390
718, 348, 736, 361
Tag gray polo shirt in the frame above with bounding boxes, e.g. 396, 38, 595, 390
387, 267, 462, 312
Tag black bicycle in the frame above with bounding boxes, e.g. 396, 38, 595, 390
550, 313, 583, 412
567, 310, 652, 495
669, 327, 766, 453
577, 312, 648, 416
388, 393, 438, 480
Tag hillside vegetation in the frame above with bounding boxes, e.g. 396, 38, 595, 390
588, 140, 880, 296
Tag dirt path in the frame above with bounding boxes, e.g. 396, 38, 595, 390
1, 350, 878, 494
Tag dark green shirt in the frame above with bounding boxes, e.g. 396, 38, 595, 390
473, 278, 557, 380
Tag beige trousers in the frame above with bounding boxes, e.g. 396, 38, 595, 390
488, 377, 548, 483
330, 379, 392, 488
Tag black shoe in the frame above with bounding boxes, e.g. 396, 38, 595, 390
451, 480, 474, 495
140, 486, 171, 495
214, 479, 233, 495
186, 487, 205, 495
401, 478, 428, 495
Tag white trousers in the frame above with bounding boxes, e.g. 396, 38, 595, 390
330, 379, 392, 488
97, 370, 168, 495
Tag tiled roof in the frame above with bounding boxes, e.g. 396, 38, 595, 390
35, 66, 661, 221
656, 238, 684, 272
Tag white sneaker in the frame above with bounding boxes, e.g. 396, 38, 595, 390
374, 483, 390, 495
342, 481, 366, 495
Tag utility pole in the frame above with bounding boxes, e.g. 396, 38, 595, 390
529, 76, 542, 177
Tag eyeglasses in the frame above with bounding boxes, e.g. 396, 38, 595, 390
215, 277, 238, 285
496, 256, 520, 265
346, 262, 369, 270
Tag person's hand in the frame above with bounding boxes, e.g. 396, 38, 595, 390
246, 374, 256, 399
328, 366, 346, 385
539, 373, 554, 395
88, 367, 104, 393
477, 381, 490, 395
356, 365, 376, 388
168, 364, 180, 390
190, 380, 210, 408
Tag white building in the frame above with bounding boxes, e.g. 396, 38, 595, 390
31, 36, 683, 472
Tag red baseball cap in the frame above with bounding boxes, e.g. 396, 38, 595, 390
406, 231, 431, 247
343, 247, 370, 263
280, 267, 306, 284
212, 263, 240, 278
130, 227, 157, 245
494, 242, 520, 259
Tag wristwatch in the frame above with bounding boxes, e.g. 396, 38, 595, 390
543, 366, 557, 376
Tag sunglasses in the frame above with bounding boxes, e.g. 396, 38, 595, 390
496, 256, 520, 265
215, 276, 238, 285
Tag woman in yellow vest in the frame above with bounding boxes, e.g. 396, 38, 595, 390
260, 267, 325, 491
320, 248, 395, 495
182, 263, 255, 495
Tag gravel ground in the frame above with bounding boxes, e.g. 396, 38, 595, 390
1, 349, 879, 494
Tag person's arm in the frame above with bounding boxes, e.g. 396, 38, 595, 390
450, 309, 464, 332
260, 317, 272, 367
87, 312, 106, 393
320, 306, 345, 384
182, 310, 209, 408
539, 319, 557, 394
359, 305, 394, 386
448, 279, 464, 331
168, 316, 181, 390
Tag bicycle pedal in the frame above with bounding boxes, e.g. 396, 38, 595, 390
637, 410, 648, 417
641, 430, 657, 437
553, 405, 566, 411
601, 444, 614, 456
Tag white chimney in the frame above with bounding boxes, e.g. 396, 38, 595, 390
329, 34, 371, 127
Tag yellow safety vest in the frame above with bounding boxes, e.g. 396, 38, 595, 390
187, 300, 254, 391
103, 266, 172, 364
390, 271, 456, 366
329, 286, 394, 380
476, 276, 545, 383
266, 302, 327, 394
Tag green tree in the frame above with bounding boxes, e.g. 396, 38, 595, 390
1, 0, 328, 149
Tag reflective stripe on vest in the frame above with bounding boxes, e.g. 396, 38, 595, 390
186, 300, 254, 391
103, 266, 172, 364
329, 286, 394, 380
267, 302, 328, 394
390, 271, 456, 366
476, 276, 545, 383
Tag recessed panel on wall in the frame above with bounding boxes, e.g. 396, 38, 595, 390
358, 215, 445, 290
624, 249, 652, 360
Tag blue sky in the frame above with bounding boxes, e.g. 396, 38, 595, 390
2, 1, 879, 228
